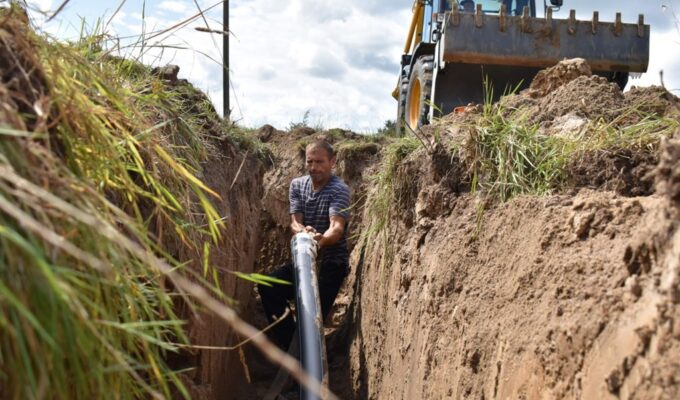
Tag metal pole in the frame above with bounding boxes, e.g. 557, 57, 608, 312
223, 0, 229, 119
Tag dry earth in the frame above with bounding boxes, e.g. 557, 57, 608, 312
176, 60, 680, 400
344, 62, 680, 399
6, 9, 679, 400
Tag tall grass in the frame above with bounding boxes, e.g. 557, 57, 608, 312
361, 136, 421, 268
466, 100, 679, 201
0, 7, 226, 398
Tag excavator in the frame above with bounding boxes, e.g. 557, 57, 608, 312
395, 0, 651, 134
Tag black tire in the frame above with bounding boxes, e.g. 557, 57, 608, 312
396, 69, 409, 136
405, 55, 434, 132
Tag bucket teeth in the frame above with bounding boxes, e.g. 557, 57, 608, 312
521, 5, 530, 32
451, 5, 460, 26
614, 12, 623, 36
475, 4, 483, 28
638, 14, 645, 37
568, 9, 576, 34
592, 11, 599, 34
499, 4, 507, 32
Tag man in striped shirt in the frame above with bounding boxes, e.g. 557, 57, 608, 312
258, 139, 351, 350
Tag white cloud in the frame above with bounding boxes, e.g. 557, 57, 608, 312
26, 0, 52, 11
158, 1, 189, 14
29, 0, 680, 131
227, 0, 411, 130
634, 29, 680, 93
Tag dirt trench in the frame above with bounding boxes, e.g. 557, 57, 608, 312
1, 12, 678, 397
227, 125, 680, 400
194, 61, 680, 400
233, 126, 383, 400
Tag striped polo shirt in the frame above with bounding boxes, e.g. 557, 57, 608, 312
289, 175, 350, 262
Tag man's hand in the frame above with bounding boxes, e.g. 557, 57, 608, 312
315, 215, 346, 248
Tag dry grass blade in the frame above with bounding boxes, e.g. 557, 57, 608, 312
134, 0, 223, 43
0, 5, 342, 399
2, 165, 336, 399
104, 0, 127, 31
46, 0, 70, 22
194, 26, 229, 35
0, 192, 109, 272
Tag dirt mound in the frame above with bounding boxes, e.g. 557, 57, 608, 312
528, 57, 592, 98
338, 59, 680, 399
500, 74, 626, 127
534, 75, 625, 124
501, 59, 679, 131
626, 85, 680, 118
429, 59, 680, 199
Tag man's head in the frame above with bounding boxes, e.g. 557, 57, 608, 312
305, 140, 336, 187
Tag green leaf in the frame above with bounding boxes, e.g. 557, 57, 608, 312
234, 272, 292, 287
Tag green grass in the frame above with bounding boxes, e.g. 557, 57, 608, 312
360, 136, 422, 268
223, 123, 273, 162
465, 98, 679, 201
0, 8, 229, 399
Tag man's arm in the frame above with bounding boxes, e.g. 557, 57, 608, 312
313, 215, 346, 248
290, 213, 317, 235
289, 180, 314, 235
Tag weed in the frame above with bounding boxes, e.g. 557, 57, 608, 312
223, 123, 272, 162
0, 9, 229, 399
361, 136, 422, 269
466, 98, 678, 202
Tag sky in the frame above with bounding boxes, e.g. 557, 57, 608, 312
15, 0, 680, 132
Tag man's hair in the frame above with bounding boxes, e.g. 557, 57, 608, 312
305, 139, 335, 159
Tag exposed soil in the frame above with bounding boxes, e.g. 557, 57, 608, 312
225, 59, 680, 400
349, 178, 680, 399
234, 128, 384, 400
566, 149, 658, 197
342, 61, 680, 400
527, 57, 593, 98
172, 139, 267, 399
7, 8, 680, 400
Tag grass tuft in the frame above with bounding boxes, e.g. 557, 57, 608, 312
361, 136, 421, 268
0, 8, 230, 399
465, 98, 679, 201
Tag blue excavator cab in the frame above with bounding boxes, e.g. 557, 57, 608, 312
440, 0, 535, 16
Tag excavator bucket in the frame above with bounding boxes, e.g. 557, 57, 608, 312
433, 6, 650, 114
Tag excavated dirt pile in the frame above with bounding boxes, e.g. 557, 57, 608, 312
344, 59, 680, 399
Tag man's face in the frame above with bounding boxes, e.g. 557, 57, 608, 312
306, 147, 336, 186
